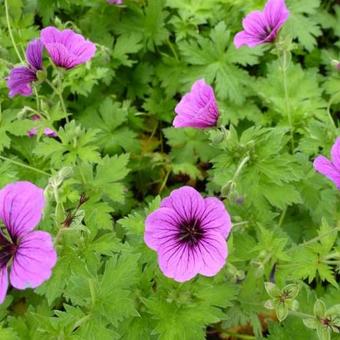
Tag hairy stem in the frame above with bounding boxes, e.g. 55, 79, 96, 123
5, 0, 25, 64
232, 155, 250, 183
45, 78, 69, 123
289, 311, 313, 319
281, 50, 294, 151
0, 155, 50, 176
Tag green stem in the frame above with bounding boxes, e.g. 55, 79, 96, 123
0, 155, 50, 176
232, 221, 249, 227
288, 227, 340, 253
33, 87, 41, 113
278, 207, 287, 228
4, 0, 25, 64
72, 314, 91, 331
281, 51, 294, 151
167, 38, 179, 61
289, 311, 313, 319
159, 168, 171, 193
45, 78, 69, 123
232, 155, 250, 183
88, 279, 96, 306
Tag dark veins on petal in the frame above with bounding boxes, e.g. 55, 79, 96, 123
177, 217, 205, 247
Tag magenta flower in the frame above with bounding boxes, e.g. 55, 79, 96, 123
40, 27, 96, 69
313, 138, 340, 189
6, 39, 43, 97
107, 0, 123, 4
144, 186, 232, 282
27, 115, 57, 138
0, 181, 57, 303
174, 79, 219, 128
234, 0, 289, 48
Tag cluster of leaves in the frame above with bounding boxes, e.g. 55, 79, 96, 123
0, 0, 339, 339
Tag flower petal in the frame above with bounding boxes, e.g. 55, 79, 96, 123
313, 156, 340, 189
264, 0, 289, 31
0, 181, 45, 239
10, 231, 57, 289
41, 26, 96, 69
0, 266, 8, 304
6, 66, 36, 97
201, 197, 232, 238
144, 207, 180, 251
159, 186, 205, 222
331, 137, 340, 171
43, 128, 58, 138
242, 11, 268, 37
234, 30, 265, 48
158, 241, 201, 282
197, 231, 227, 277
174, 79, 219, 128
26, 39, 43, 70
43, 43, 77, 69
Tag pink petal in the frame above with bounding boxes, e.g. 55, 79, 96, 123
242, 11, 268, 37
158, 241, 202, 282
174, 79, 219, 128
0, 267, 8, 304
43, 43, 78, 69
10, 231, 57, 289
313, 156, 340, 189
159, 186, 205, 222
26, 39, 43, 70
331, 137, 340, 171
27, 127, 38, 137
41, 26, 96, 69
201, 197, 232, 238
40, 26, 61, 44
0, 181, 45, 239
234, 31, 264, 48
264, 0, 289, 31
43, 128, 58, 138
197, 231, 227, 277
144, 207, 180, 251
6, 66, 36, 98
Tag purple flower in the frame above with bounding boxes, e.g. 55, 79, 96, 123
27, 115, 57, 138
174, 79, 219, 128
313, 138, 340, 189
234, 0, 289, 48
0, 181, 57, 303
107, 0, 123, 4
144, 186, 232, 282
6, 39, 43, 97
40, 27, 96, 69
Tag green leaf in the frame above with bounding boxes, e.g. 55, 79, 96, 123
275, 303, 289, 322
265, 282, 281, 298
314, 300, 326, 318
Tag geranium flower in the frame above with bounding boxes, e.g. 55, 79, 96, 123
6, 39, 43, 97
144, 186, 232, 282
234, 0, 289, 48
40, 27, 96, 69
174, 79, 219, 128
0, 182, 57, 303
27, 115, 57, 138
313, 137, 340, 189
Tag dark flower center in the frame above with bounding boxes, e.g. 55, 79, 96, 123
260, 25, 274, 41
178, 218, 204, 246
0, 230, 17, 267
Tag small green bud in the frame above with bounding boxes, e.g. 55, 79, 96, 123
36, 69, 47, 82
